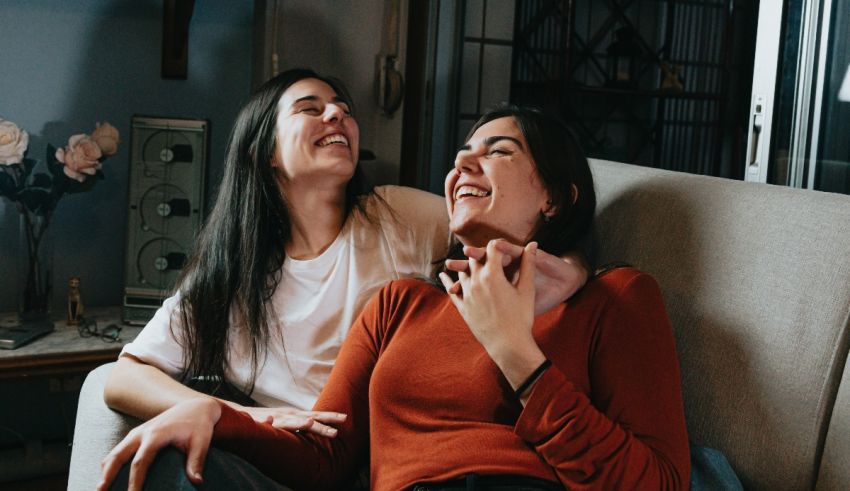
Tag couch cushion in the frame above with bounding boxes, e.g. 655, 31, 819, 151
589, 160, 850, 490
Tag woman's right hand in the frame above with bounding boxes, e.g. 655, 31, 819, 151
98, 398, 222, 491
222, 402, 346, 437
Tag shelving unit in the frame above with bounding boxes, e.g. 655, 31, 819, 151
511, 0, 737, 176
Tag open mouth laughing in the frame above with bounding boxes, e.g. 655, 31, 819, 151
316, 133, 349, 147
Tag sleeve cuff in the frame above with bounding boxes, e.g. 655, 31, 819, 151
514, 365, 588, 443
213, 403, 259, 457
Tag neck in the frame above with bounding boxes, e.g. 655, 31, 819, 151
281, 179, 348, 260
455, 227, 531, 250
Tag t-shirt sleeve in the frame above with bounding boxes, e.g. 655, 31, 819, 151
372, 185, 451, 277
213, 281, 397, 489
119, 293, 186, 377
515, 271, 691, 489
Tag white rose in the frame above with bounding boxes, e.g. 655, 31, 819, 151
0, 118, 29, 165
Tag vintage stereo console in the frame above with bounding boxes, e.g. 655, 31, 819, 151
123, 116, 208, 325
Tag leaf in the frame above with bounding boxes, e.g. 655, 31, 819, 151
31, 173, 52, 189
0, 170, 18, 199
46, 144, 64, 177
23, 157, 36, 174
18, 188, 50, 213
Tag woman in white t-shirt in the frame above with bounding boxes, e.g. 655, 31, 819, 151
103, 69, 588, 437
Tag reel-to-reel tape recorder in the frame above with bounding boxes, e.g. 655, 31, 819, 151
123, 116, 208, 325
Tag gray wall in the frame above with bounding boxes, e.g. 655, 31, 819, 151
0, 0, 254, 311
266, 0, 409, 188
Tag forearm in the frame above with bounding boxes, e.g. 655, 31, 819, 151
103, 355, 210, 420
516, 368, 688, 490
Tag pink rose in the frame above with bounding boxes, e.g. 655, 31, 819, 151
56, 134, 103, 182
90, 121, 120, 156
0, 118, 29, 165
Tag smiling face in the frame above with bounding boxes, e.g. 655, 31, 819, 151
445, 116, 554, 247
273, 78, 360, 187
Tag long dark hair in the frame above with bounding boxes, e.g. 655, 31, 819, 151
174, 68, 368, 394
441, 104, 596, 268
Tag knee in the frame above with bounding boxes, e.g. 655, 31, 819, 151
109, 446, 193, 490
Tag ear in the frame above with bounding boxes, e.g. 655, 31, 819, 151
541, 196, 559, 219
570, 184, 579, 204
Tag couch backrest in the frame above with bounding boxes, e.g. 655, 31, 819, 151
589, 160, 850, 490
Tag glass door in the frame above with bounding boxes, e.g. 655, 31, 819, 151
746, 0, 850, 195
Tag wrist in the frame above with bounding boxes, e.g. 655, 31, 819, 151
487, 337, 546, 390
194, 397, 224, 425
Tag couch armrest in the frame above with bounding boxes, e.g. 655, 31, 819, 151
68, 362, 141, 491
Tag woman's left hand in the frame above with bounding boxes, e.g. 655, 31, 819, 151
97, 398, 222, 491
440, 240, 541, 365
444, 240, 587, 315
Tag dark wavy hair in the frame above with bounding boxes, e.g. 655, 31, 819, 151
441, 104, 596, 267
173, 68, 368, 394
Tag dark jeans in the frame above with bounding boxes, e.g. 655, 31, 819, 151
109, 446, 285, 491
690, 445, 744, 490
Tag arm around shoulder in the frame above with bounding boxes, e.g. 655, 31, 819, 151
103, 354, 210, 421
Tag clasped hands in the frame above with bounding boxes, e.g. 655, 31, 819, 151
442, 239, 585, 316
439, 239, 574, 398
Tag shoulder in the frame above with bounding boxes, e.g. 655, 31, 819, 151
379, 277, 443, 301
581, 266, 664, 310
373, 184, 443, 204
370, 185, 446, 222
371, 278, 443, 313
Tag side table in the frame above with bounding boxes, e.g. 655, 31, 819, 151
0, 306, 143, 379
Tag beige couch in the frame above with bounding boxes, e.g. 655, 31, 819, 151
68, 160, 850, 490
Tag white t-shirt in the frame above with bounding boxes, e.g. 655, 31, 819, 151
121, 186, 450, 410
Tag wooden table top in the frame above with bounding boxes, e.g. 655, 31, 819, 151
0, 306, 144, 378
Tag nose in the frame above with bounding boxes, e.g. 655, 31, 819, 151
323, 103, 346, 123
453, 147, 481, 174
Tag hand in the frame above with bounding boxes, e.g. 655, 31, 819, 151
222, 402, 346, 437
439, 240, 539, 363
98, 398, 222, 491
444, 240, 588, 315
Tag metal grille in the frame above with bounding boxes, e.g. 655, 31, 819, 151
511, 0, 736, 176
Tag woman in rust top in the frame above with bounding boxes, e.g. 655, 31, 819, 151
100, 105, 690, 491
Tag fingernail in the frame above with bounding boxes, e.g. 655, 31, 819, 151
327, 428, 337, 435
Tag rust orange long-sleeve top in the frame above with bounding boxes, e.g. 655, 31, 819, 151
214, 268, 690, 490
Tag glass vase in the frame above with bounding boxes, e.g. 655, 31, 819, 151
18, 208, 53, 322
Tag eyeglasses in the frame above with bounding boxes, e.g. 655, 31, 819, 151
77, 319, 122, 343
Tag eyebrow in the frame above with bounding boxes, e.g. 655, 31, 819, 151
291, 95, 350, 107
458, 135, 524, 152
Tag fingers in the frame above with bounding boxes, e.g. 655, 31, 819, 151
461, 245, 486, 262
127, 439, 159, 491
184, 431, 212, 485
306, 420, 339, 438
309, 411, 347, 424
464, 243, 513, 267
482, 240, 508, 279
518, 242, 538, 292
271, 414, 314, 430
491, 239, 525, 267
98, 435, 141, 491
444, 258, 469, 273
439, 272, 460, 296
